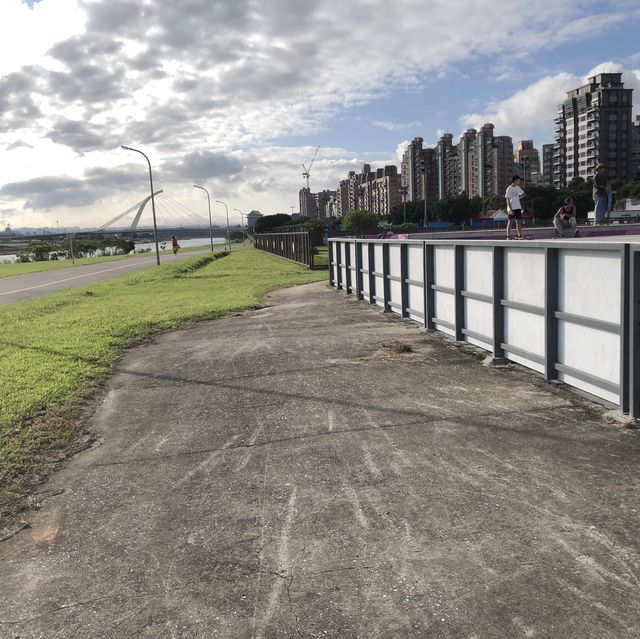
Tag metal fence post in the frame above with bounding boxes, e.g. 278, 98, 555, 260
424, 242, 435, 329
544, 247, 559, 381
368, 243, 376, 304
492, 245, 506, 361
383, 242, 391, 311
454, 244, 464, 341
400, 243, 409, 318
328, 241, 334, 287
336, 241, 343, 290
355, 241, 364, 300
345, 240, 352, 294
630, 247, 640, 419
620, 244, 630, 414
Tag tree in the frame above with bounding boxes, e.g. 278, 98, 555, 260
341, 210, 380, 235
254, 214, 291, 234
304, 219, 324, 233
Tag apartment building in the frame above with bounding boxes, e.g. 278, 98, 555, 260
553, 73, 633, 187
400, 137, 439, 203
514, 140, 541, 185
632, 115, 640, 179
358, 166, 401, 216
542, 144, 554, 186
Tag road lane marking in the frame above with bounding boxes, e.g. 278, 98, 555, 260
0, 259, 157, 296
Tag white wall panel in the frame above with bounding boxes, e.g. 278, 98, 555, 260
558, 321, 620, 387
504, 307, 545, 357
408, 284, 424, 322
389, 279, 403, 315
465, 298, 493, 343
434, 246, 455, 288
408, 245, 424, 282
349, 242, 356, 267
361, 244, 370, 297
374, 244, 384, 273
508, 353, 545, 374
558, 249, 621, 323
504, 248, 545, 307
434, 290, 455, 326
389, 245, 402, 278
465, 247, 493, 296
340, 241, 348, 287
557, 372, 619, 405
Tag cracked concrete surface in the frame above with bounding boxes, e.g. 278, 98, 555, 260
1, 281, 640, 638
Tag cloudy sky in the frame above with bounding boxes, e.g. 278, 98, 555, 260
1, 0, 640, 230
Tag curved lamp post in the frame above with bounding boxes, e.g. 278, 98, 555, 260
233, 208, 245, 245
121, 145, 160, 265
215, 199, 231, 250
193, 184, 214, 252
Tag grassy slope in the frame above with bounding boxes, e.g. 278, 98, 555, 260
0, 243, 214, 279
0, 248, 325, 524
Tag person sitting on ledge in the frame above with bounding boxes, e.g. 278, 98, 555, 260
553, 197, 580, 238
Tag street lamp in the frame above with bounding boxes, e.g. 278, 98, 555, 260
420, 159, 429, 231
233, 208, 245, 245
399, 186, 408, 223
121, 145, 160, 265
193, 184, 214, 252
215, 200, 231, 250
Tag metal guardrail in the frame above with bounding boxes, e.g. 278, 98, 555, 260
330, 237, 638, 419
254, 231, 317, 268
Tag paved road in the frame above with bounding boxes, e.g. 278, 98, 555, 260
0, 249, 211, 305
1, 282, 639, 638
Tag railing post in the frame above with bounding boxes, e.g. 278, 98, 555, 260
382, 242, 391, 311
544, 247, 559, 381
630, 247, 640, 419
492, 245, 506, 361
368, 243, 376, 304
336, 241, 343, 290
620, 244, 630, 414
355, 241, 363, 300
400, 243, 409, 318
424, 242, 435, 329
345, 240, 352, 294
328, 241, 334, 287
454, 244, 464, 341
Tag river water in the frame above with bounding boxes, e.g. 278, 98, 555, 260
0, 236, 225, 264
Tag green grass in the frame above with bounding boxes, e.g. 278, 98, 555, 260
0, 248, 326, 525
313, 246, 329, 268
0, 243, 215, 279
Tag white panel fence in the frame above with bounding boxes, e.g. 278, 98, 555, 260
329, 237, 640, 419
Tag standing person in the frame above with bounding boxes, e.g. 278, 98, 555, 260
553, 197, 580, 237
592, 163, 609, 225
505, 175, 525, 240
171, 236, 180, 255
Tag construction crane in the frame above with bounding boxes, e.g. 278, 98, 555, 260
301, 146, 320, 190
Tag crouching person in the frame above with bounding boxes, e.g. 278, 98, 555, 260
554, 198, 580, 238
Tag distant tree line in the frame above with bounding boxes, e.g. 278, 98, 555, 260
16, 237, 135, 262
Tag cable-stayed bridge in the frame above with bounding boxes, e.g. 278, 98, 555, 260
13, 192, 237, 242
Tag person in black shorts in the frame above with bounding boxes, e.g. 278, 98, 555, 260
505, 175, 525, 240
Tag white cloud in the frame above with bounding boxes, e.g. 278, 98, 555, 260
460, 64, 640, 145
372, 120, 422, 132
0, 0, 85, 76
0, 0, 637, 226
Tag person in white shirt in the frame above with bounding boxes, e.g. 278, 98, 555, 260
505, 175, 525, 240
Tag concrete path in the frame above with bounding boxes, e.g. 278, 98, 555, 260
1, 282, 639, 638
0, 249, 211, 305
